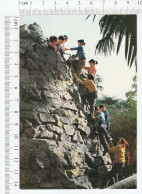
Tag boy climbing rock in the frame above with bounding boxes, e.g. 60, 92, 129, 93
75, 74, 97, 115
83, 59, 98, 79
92, 106, 113, 156
105, 137, 127, 185
65, 39, 86, 76
99, 105, 110, 131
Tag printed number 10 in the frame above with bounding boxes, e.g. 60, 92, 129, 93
138, 1, 142, 4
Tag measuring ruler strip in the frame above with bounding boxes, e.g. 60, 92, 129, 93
4, 15, 19, 194
0, 1, 19, 193
19, 0, 142, 15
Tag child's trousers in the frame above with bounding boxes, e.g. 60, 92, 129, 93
84, 91, 97, 115
98, 124, 112, 152
106, 163, 125, 185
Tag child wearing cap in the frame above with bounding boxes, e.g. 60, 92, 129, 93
83, 59, 98, 79
105, 137, 127, 185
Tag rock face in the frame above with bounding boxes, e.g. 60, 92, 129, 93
20, 23, 112, 189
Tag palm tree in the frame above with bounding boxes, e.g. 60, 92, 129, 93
87, 15, 137, 69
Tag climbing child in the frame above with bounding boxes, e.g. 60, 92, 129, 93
91, 106, 113, 156
65, 40, 86, 75
106, 137, 127, 185
75, 74, 97, 115
65, 39, 86, 60
99, 105, 110, 131
83, 59, 98, 79
56, 35, 65, 57
48, 36, 58, 51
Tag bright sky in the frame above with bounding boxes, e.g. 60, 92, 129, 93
20, 15, 136, 100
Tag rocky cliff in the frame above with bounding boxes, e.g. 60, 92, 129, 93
20, 23, 112, 189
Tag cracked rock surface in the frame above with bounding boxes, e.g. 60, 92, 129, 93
20, 23, 112, 189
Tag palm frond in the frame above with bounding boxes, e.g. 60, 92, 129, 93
92, 15, 96, 23
85, 15, 90, 20
125, 30, 129, 59
96, 34, 114, 56
130, 47, 137, 68
128, 42, 133, 66
116, 33, 124, 54
96, 15, 137, 69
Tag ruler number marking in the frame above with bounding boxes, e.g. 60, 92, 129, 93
78, 1, 81, 5
14, 182, 18, 187
138, 1, 142, 4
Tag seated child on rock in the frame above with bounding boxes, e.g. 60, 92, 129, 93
63, 35, 68, 49
56, 35, 65, 57
48, 36, 58, 51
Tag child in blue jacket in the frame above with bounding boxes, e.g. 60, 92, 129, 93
99, 105, 110, 131
65, 39, 86, 60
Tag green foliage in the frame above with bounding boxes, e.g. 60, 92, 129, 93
109, 99, 136, 153
125, 75, 137, 101
97, 76, 137, 153
97, 96, 120, 105
95, 74, 104, 91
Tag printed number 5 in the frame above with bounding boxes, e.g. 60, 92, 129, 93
78, 1, 81, 5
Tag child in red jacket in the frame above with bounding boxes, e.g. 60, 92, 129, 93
48, 36, 58, 51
